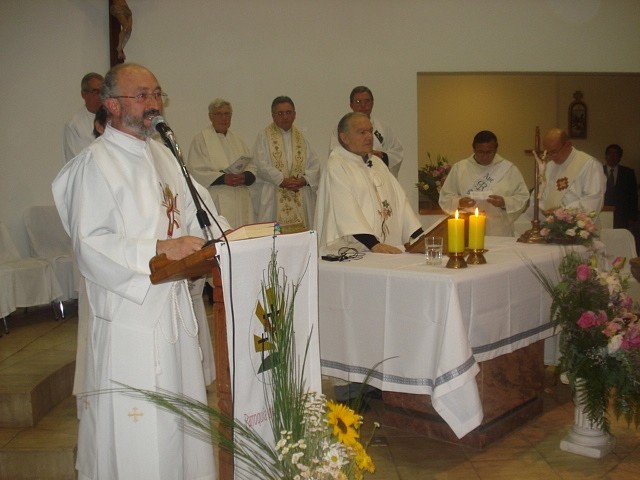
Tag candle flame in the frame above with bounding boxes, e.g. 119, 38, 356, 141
475, 207, 479, 216
455, 209, 459, 220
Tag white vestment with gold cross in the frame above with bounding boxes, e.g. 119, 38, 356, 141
252, 123, 320, 229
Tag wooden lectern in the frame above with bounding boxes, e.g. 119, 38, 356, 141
149, 245, 234, 480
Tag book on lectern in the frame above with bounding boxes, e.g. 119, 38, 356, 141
223, 222, 279, 241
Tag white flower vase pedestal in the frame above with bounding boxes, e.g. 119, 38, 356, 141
560, 380, 615, 458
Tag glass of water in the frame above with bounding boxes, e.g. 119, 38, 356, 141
425, 236, 443, 265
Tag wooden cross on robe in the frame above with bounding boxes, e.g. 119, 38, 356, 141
109, 0, 133, 66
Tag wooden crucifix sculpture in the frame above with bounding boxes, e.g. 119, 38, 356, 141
518, 126, 547, 243
109, 0, 133, 66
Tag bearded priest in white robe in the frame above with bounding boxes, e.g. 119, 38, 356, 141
316, 112, 424, 255
53, 63, 229, 480
187, 98, 256, 230
252, 96, 320, 230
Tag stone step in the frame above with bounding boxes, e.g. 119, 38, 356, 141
0, 308, 78, 478
0, 315, 76, 428
0, 395, 77, 480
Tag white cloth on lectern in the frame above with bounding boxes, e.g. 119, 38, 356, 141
217, 232, 321, 454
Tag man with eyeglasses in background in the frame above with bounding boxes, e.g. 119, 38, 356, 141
252, 96, 320, 230
63, 72, 104, 162
329, 86, 404, 177
527, 128, 605, 217
187, 98, 256, 229
53, 63, 228, 480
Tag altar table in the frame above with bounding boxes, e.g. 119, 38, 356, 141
319, 237, 570, 441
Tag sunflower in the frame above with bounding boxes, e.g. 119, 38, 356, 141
352, 442, 375, 473
326, 400, 361, 446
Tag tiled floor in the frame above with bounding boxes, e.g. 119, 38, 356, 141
2, 306, 640, 479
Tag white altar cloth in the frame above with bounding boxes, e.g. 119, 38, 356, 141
319, 237, 569, 438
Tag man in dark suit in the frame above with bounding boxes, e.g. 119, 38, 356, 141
603, 144, 638, 229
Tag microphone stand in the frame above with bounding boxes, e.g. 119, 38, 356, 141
155, 120, 216, 246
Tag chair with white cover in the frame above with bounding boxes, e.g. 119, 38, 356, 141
23, 205, 80, 306
0, 222, 63, 334
599, 228, 640, 301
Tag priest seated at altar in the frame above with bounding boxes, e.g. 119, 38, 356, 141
315, 112, 424, 254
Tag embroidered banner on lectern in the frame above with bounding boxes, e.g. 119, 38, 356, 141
217, 231, 321, 459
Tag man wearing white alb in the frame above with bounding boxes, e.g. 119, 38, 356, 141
252, 96, 319, 229
527, 128, 605, 217
53, 63, 228, 480
63, 72, 104, 162
439, 130, 529, 236
316, 112, 423, 255
187, 98, 256, 229
329, 86, 404, 177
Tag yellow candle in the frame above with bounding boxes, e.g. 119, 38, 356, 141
448, 210, 465, 253
468, 208, 486, 250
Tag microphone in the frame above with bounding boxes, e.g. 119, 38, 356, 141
152, 115, 179, 154
151, 115, 218, 245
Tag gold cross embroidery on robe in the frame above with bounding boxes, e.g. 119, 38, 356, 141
128, 406, 144, 423
160, 183, 180, 238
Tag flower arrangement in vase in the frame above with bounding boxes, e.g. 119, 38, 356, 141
416, 152, 450, 210
539, 208, 598, 245
529, 251, 640, 433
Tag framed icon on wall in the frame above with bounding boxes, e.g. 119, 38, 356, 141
568, 91, 587, 139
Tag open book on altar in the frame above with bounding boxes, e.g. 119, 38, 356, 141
223, 222, 279, 241
223, 155, 252, 174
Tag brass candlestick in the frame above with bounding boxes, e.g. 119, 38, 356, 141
446, 251, 467, 269
519, 126, 547, 244
466, 249, 487, 264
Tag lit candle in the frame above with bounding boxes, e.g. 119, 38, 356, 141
448, 210, 465, 253
468, 207, 486, 250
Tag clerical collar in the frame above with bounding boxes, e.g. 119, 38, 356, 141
362, 154, 372, 168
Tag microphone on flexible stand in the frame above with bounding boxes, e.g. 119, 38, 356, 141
151, 115, 218, 246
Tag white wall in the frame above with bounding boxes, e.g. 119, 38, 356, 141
2, 0, 639, 255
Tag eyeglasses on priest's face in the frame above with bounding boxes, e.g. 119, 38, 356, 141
546, 142, 567, 157
111, 91, 168, 104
